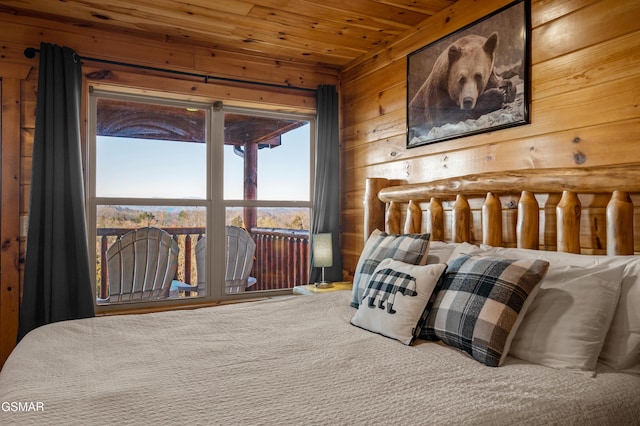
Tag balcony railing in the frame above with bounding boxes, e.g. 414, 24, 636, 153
96, 227, 309, 299
251, 228, 309, 290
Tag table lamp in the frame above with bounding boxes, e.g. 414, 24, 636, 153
313, 233, 333, 288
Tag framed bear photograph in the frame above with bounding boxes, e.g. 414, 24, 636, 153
407, 0, 531, 148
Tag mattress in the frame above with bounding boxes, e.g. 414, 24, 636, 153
1, 291, 639, 425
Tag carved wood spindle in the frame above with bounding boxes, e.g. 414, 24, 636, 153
606, 190, 634, 255
543, 193, 562, 251
517, 191, 540, 249
386, 201, 402, 234
482, 192, 502, 247
364, 177, 389, 241
428, 198, 444, 241
452, 194, 471, 243
404, 200, 422, 234
556, 190, 582, 253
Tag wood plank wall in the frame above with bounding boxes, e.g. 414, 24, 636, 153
339, 0, 640, 279
0, 63, 31, 370
0, 11, 337, 368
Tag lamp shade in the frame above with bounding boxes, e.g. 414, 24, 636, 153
312, 233, 333, 268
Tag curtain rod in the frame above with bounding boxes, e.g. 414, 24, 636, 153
24, 47, 317, 94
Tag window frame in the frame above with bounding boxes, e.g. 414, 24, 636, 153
217, 105, 316, 296
87, 89, 315, 313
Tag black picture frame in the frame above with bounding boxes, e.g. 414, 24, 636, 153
407, 0, 530, 148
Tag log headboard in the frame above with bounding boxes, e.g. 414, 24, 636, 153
364, 164, 640, 256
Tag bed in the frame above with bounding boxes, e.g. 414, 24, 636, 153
2, 164, 640, 425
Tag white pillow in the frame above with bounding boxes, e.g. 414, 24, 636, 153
425, 241, 482, 265
351, 259, 446, 345
480, 245, 640, 374
509, 264, 624, 372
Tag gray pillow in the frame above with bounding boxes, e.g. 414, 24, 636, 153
422, 253, 549, 367
350, 230, 430, 308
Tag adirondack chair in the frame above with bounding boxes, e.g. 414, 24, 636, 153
98, 227, 179, 304
171, 226, 257, 296
221, 225, 257, 293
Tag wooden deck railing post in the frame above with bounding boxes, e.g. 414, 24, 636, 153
100, 235, 109, 299
184, 235, 192, 284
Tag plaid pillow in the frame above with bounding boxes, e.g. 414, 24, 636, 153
351, 259, 447, 345
350, 230, 431, 308
421, 254, 549, 367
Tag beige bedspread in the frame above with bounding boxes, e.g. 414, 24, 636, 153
1, 291, 639, 425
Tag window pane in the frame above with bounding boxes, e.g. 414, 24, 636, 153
223, 113, 310, 201
96, 98, 206, 199
225, 207, 310, 294
95, 205, 206, 304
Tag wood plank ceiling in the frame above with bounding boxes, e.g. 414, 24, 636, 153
0, 0, 456, 70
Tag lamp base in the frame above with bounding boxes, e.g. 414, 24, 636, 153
314, 281, 333, 289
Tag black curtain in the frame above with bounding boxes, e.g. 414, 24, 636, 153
18, 43, 95, 342
310, 85, 342, 283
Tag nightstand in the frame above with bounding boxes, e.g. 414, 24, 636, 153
292, 282, 352, 295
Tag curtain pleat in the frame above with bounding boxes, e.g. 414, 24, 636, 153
17, 42, 95, 342
310, 85, 342, 283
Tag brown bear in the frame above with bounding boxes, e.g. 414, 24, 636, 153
409, 32, 515, 132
